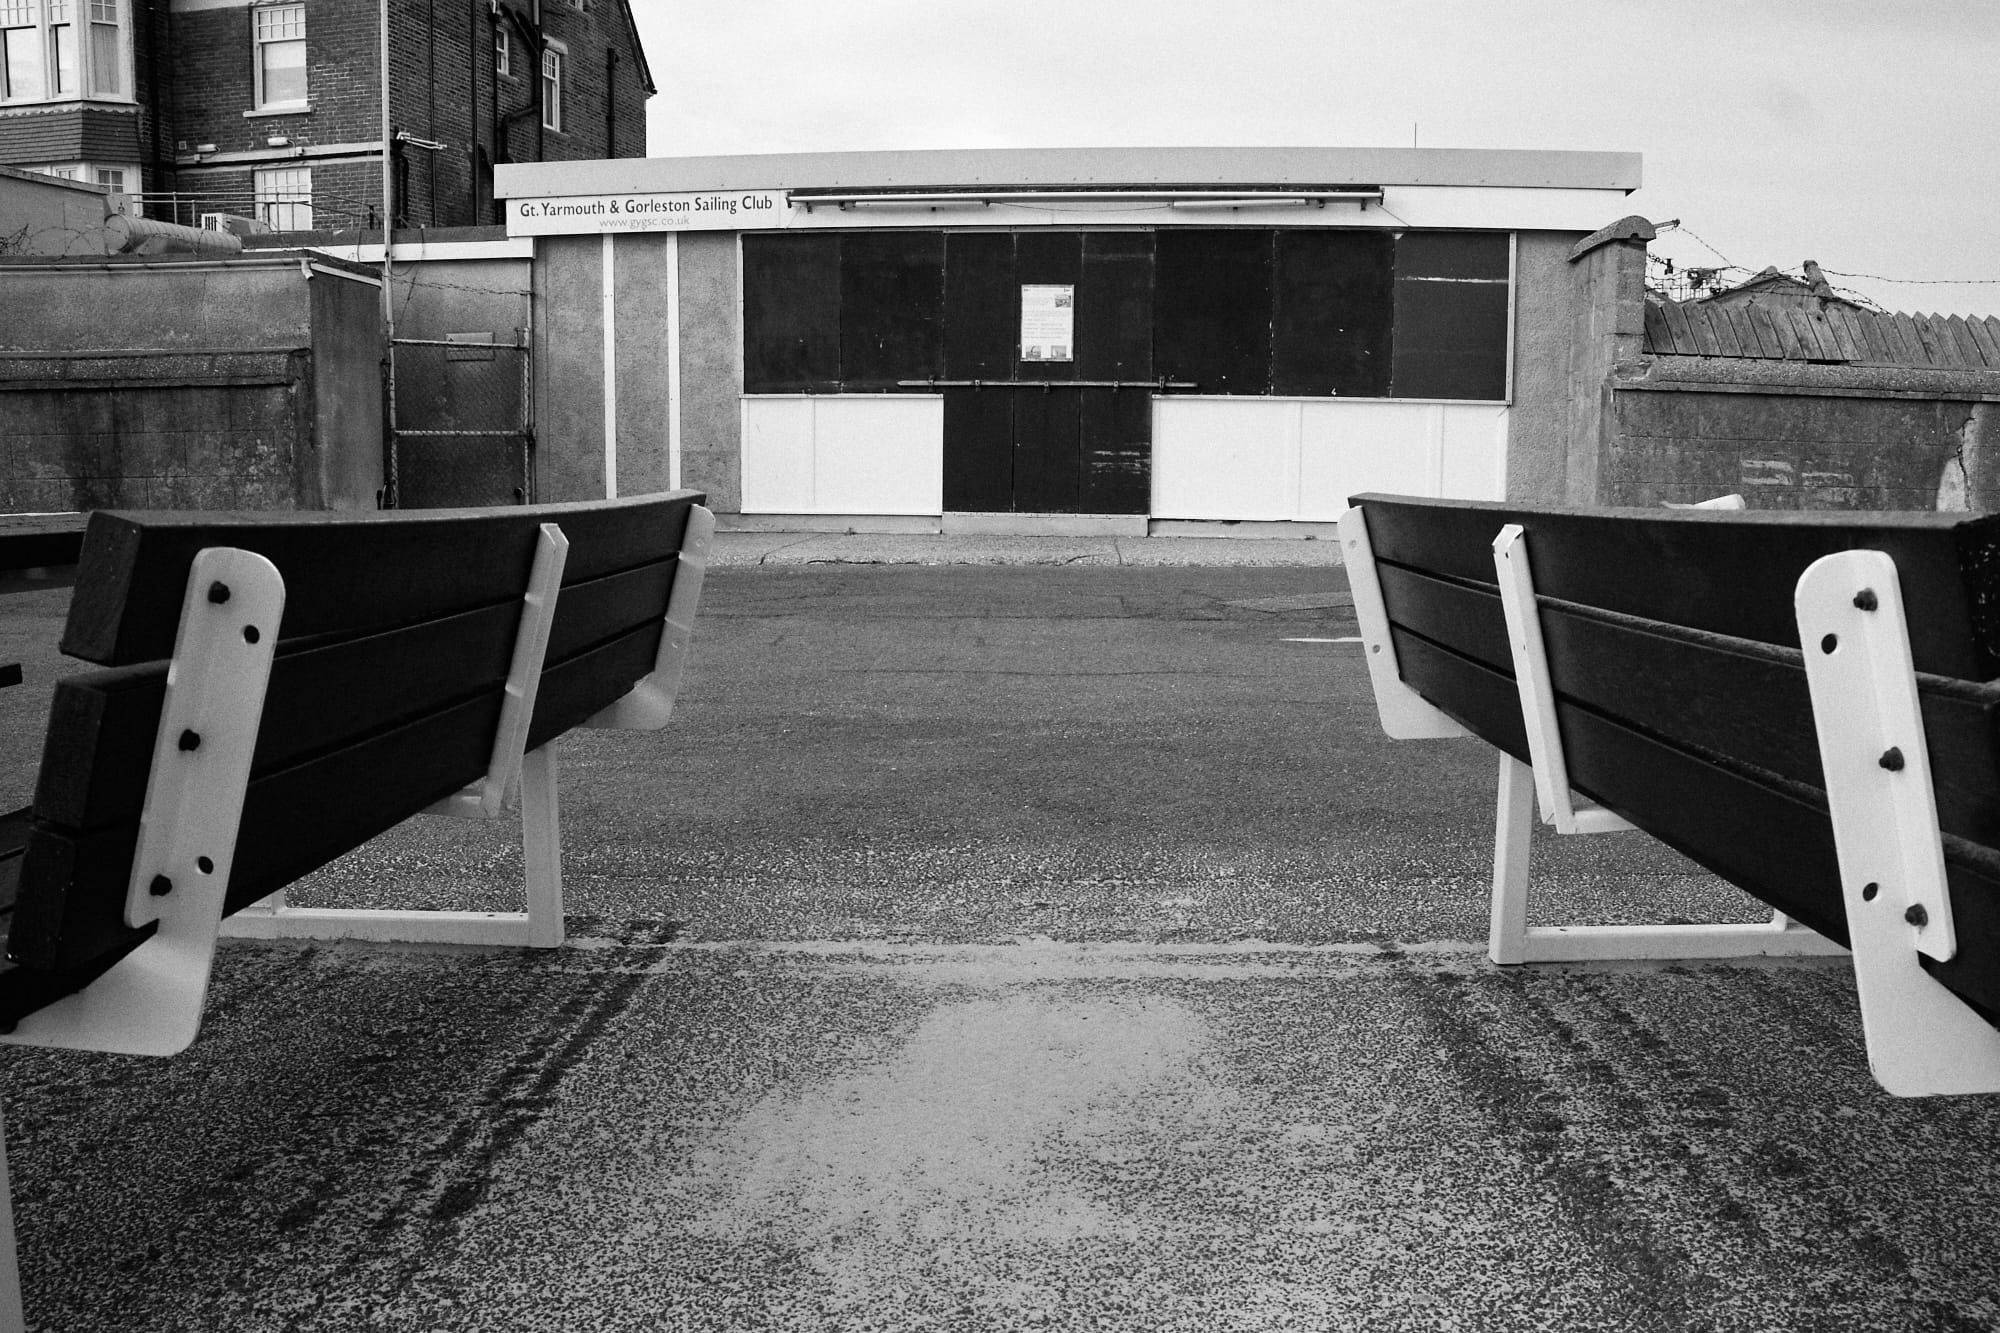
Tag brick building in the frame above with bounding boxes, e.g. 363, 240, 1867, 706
0, 0, 650, 234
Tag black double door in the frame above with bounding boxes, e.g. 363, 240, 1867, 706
940, 232, 1155, 515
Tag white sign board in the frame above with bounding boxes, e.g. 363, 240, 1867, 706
1020, 284, 1074, 362
508, 190, 791, 236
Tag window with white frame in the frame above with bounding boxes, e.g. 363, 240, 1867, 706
0, 0, 124, 102
86, 0, 115, 93
255, 165, 311, 230
493, 28, 508, 76
540, 43, 562, 131
253, 3, 305, 110
47, 0, 73, 94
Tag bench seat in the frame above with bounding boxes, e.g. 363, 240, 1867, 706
1343, 493, 2000, 1094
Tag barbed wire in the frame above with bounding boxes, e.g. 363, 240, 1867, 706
1818, 268, 2000, 287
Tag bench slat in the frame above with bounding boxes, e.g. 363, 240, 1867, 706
1379, 561, 2000, 846
60, 493, 701, 666
7, 607, 668, 973
30, 557, 678, 833
0, 805, 28, 914
1359, 494, 2000, 679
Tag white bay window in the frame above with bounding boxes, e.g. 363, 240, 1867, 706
0, 0, 125, 103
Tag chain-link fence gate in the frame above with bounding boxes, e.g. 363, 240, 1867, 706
386, 331, 534, 508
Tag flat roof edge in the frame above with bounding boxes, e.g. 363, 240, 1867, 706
497, 146, 1642, 199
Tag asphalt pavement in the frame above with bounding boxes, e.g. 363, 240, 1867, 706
2, 531, 1999, 1332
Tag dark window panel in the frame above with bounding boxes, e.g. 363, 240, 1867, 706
1154, 229, 1273, 394
1389, 275, 1510, 401
1271, 230, 1393, 397
741, 233, 840, 393
1395, 230, 1510, 281
840, 231, 945, 390
944, 232, 1016, 381
1077, 232, 1154, 383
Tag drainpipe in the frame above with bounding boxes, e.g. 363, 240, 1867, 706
496, 4, 544, 164
468, 0, 479, 222
427, 0, 437, 225
605, 46, 616, 154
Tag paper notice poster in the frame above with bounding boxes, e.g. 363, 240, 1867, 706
1020, 284, 1075, 362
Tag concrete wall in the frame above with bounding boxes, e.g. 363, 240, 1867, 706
0, 168, 116, 256
526, 229, 729, 506
611, 231, 675, 496
677, 231, 740, 513
1564, 234, 1649, 505
0, 261, 308, 351
1602, 373, 2000, 511
0, 258, 383, 512
1560, 223, 2000, 514
1505, 230, 1580, 503
0, 350, 311, 511
531, 234, 607, 499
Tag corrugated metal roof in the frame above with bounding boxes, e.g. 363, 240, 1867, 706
1644, 298, 2000, 371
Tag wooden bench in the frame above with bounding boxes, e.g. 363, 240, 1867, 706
1339, 493, 2000, 1099
0, 490, 713, 1329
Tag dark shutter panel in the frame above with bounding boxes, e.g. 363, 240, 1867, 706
1271, 230, 1393, 397
944, 232, 1016, 380
742, 234, 840, 393
1154, 229, 1273, 394
942, 388, 1012, 512
1389, 231, 1511, 401
839, 230, 944, 391
1077, 232, 1153, 382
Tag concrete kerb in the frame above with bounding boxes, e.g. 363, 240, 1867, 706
708, 531, 1348, 568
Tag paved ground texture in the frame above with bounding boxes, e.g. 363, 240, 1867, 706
3, 546, 1999, 1331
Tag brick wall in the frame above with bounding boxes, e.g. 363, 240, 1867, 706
388, 0, 655, 226
155, 0, 649, 230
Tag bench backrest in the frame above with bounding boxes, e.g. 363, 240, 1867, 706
1351, 493, 2000, 1024
3, 491, 706, 1010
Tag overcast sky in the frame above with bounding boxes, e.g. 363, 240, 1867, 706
633, 0, 2000, 319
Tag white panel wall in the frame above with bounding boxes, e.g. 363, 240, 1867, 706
740, 395, 945, 514
1154, 398, 1508, 520
739, 397, 816, 512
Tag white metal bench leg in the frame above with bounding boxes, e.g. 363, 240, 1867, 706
1485, 524, 1847, 965
520, 741, 565, 949
1488, 753, 1536, 964
221, 524, 573, 950
1798, 549, 2000, 1096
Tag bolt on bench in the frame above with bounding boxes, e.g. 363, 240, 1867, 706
0, 490, 713, 1330
1340, 493, 2000, 1099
